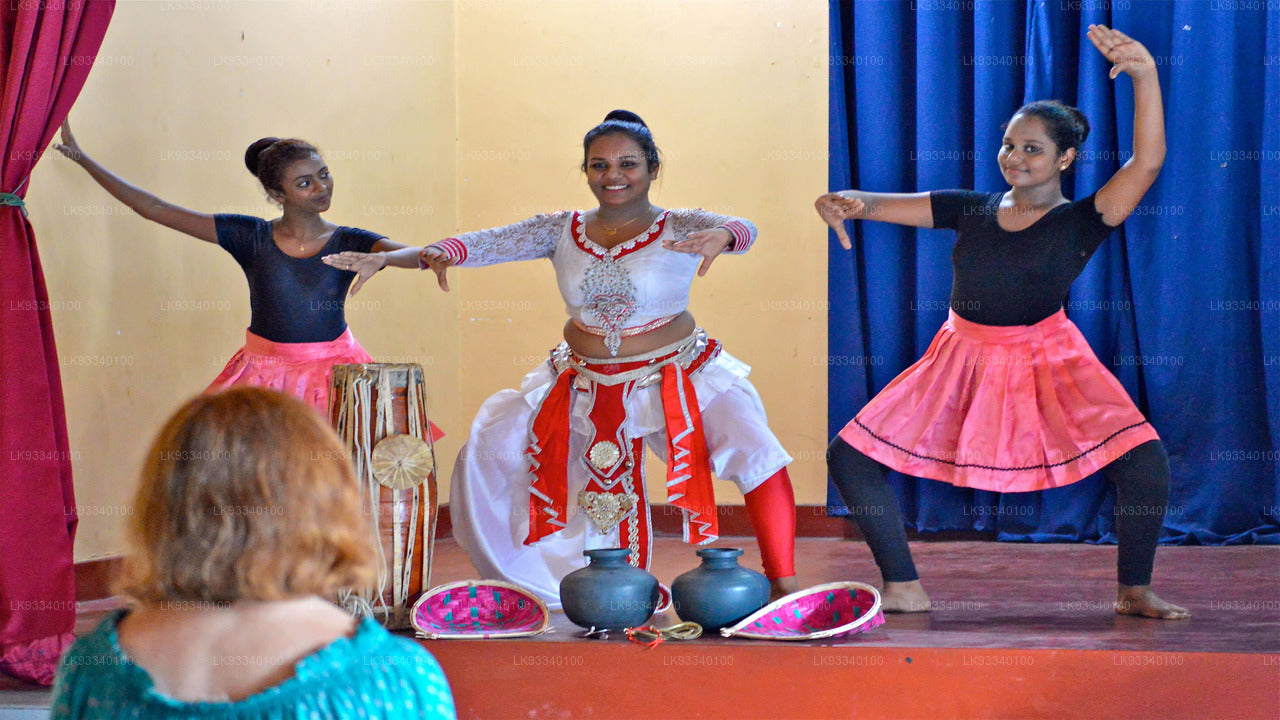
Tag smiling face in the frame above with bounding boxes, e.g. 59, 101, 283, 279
270, 154, 333, 212
998, 113, 1076, 189
584, 133, 656, 209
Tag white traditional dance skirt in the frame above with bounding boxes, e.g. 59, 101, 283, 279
451, 345, 792, 609
839, 309, 1159, 493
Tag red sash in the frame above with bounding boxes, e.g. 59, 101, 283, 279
525, 339, 721, 570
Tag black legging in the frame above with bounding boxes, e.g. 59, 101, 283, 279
826, 437, 1172, 586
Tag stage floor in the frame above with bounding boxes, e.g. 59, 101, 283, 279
427, 536, 1279, 654
3, 537, 1277, 719
419, 537, 1280, 719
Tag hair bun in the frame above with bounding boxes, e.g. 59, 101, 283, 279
244, 137, 280, 178
582, 111, 661, 173
1009, 100, 1091, 155
604, 109, 647, 129
1064, 104, 1090, 146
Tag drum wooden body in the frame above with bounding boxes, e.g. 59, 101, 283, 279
330, 363, 438, 629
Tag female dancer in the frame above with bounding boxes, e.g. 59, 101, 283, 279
815, 26, 1187, 619
54, 123, 429, 419
327, 111, 798, 604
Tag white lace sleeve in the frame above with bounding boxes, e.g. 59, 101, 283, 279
427, 212, 569, 267
667, 208, 758, 254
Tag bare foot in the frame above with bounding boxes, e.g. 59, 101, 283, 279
769, 575, 800, 601
879, 580, 930, 613
1115, 585, 1191, 619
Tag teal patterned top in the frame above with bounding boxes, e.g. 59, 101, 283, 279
50, 610, 455, 719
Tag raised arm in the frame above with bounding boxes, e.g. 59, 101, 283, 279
815, 191, 934, 248
1088, 25, 1165, 226
54, 121, 217, 243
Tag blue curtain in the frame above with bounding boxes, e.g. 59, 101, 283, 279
827, 0, 1279, 545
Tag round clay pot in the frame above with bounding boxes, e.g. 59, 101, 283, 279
559, 548, 659, 630
671, 547, 769, 631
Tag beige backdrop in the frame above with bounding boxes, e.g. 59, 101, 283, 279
26, 0, 828, 562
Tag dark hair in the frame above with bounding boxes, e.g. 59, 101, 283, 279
581, 110, 660, 173
244, 137, 321, 194
1007, 100, 1090, 156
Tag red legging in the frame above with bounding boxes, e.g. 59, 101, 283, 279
743, 468, 797, 579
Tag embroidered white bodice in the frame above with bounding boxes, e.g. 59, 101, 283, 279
431, 209, 757, 354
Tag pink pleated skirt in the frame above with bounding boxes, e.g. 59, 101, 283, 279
838, 309, 1158, 493
205, 328, 374, 416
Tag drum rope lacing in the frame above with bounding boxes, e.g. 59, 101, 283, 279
333, 366, 438, 625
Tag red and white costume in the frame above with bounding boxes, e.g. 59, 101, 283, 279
436, 210, 793, 608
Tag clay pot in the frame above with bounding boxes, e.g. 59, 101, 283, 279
672, 547, 769, 631
559, 548, 659, 630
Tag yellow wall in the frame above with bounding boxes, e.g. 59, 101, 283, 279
27, 0, 827, 562
28, 0, 460, 561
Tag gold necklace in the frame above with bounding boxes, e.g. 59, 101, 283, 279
599, 206, 654, 237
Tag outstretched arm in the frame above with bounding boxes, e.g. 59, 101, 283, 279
54, 121, 217, 243
1088, 25, 1165, 226
326, 212, 566, 294
324, 245, 453, 294
814, 191, 934, 248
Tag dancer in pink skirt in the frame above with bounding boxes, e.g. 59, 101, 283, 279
55, 123, 437, 426
815, 26, 1187, 619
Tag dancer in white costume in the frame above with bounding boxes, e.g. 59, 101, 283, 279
327, 111, 799, 607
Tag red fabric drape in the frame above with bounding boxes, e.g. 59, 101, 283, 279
0, 0, 114, 686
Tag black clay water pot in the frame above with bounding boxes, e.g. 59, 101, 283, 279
671, 547, 769, 631
559, 548, 659, 630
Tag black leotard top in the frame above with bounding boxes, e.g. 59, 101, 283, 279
214, 214, 382, 343
930, 190, 1119, 327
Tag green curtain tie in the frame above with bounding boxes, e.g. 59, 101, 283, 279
0, 192, 27, 218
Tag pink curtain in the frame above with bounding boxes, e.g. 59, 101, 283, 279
0, 0, 115, 686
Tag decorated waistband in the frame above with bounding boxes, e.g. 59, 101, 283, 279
550, 328, 713, 388
571, 313, 683, 344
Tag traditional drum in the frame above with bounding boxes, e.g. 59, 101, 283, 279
329, 363, 439, 629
